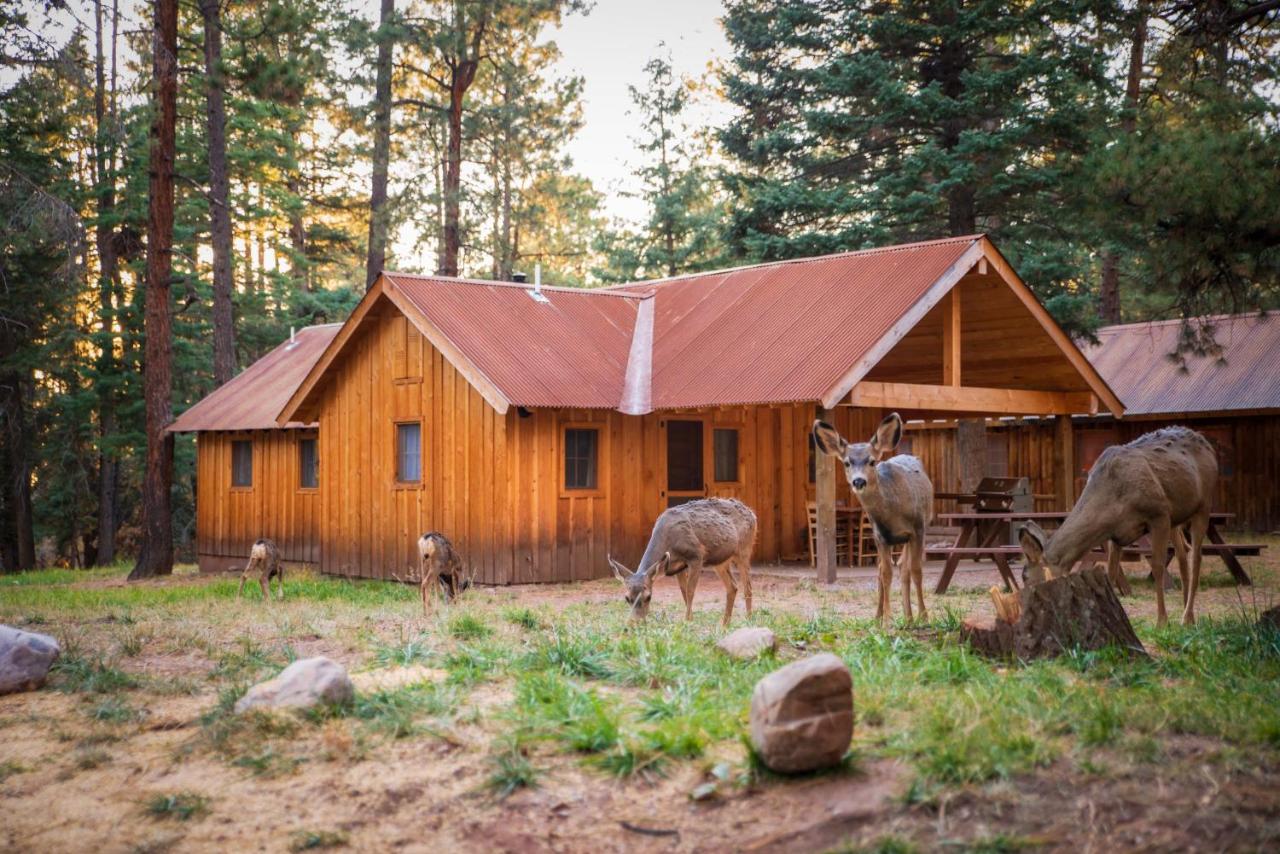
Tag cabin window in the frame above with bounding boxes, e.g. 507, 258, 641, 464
299, 438, 318, 489
395, 422, 422, 483
231, 440, 253, 488
563, 427, 599, 491
713, 428, 740, 483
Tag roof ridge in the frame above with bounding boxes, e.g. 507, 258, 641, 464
383, 271, 641, 299
1097, 312, 1271, 334
603, 234, 984, 292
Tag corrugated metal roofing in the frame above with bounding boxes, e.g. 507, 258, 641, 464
385, 274, 642, 409
1087, 313, 1280, 415
169, 324, 340, 432
611, 236, 980, 408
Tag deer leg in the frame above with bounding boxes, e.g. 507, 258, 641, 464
896, 547, 913, 623
422, 567, 440, 617
676, 567, 695, 621
236, 573, 246, 599
737, 550, 754, 617
1147, 518, 1171, 627
1171, 526, 1190, 607
875, 545, 893, 625
713, 562, 737, 628
259, 574, 269, 601
912, 538, 927, 620
1183, 513, 1209, 626
1106, 541, 1132, 595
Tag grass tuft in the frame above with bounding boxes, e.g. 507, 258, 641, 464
448, 613, 492, 641
144, 791, 209, 821
289, 829, 349, 851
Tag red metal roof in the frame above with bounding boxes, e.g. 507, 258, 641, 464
1086, 313, 1280, 416
385, 274, 642, 409
169, 324, 340, 432
611, 236, 980, 408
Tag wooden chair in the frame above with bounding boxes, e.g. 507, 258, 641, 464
807, 501, 850, 566
852, 510, 877, 566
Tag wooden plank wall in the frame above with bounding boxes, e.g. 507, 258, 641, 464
906, 416, 1280, 532
308, 306, 888, 583
195, 429, 321, 571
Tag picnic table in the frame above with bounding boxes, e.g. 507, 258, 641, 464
927, 510, 1257, 594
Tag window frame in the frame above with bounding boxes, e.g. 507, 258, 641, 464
560, 422, 605, 497
712, 425, 742, 485
297, 434, 319, 492
230, 438, 253, 490
393, 420, 424, 487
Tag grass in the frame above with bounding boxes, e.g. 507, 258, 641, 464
289, 829, 349, 851
487, 739, 540, 797
144, 791, 210, 821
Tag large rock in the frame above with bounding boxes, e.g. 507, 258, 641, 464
235, 657, 354, 713
0, 624, 61, 694
749, 653, 853, 774
717, 627, 777, 660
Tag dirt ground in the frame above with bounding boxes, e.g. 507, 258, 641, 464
2, 549, 1278, 854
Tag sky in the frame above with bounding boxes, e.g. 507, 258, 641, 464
549, 0, 733, 223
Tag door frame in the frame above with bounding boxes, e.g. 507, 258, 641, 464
661, 416, 708, 507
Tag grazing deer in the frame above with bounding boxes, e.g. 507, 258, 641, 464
237, 538, 283, 600
608, 498, 757, 628
417, 532, 471, 615
1017, 425, 1217, 626
813, 413, 933, 624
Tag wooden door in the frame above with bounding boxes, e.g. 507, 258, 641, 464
665, 419, 706, 508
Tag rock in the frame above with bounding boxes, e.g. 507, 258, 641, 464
716, 627, 777, 660
0, 624, 61, 694
749, 653, 853, 774
235, 657, 354, 713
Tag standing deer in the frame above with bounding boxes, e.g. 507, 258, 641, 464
813, 413, 933, 624
237, 538, 283, 600
417, 532, 471, 616
1016, 425, 1217, 626
608, 498, 756, 628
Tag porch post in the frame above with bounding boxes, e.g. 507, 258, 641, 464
1054, 414, 1075, 511
815, 407, 838, 583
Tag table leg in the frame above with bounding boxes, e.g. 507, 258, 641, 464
993, 552, 1018, 591
1207, 523, 1252, 586
934, 521, 974, 594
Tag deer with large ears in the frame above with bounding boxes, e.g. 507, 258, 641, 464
1017, 425, 1218, 626
608, 498, 757, 628
813, 413, 934, 624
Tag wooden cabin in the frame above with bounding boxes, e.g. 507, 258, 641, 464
909, 313, 1280, 533
174, 235, 1123, 582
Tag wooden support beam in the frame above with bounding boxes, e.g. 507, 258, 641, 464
941, 290, 961, 387
1054, 414, 1075, 511
846, 381, 1096, 416
815, 407, 838, 584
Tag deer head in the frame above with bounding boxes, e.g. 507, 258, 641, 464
608, 552, 671, 621
812, 413, 904, 497
1017, 521, 1056, 585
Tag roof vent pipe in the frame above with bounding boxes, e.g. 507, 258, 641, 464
287, 326, 296, 348
528, 262, 549, 304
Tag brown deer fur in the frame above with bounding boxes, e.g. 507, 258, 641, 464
609, 498, 757, 628
813, 413, 934, 624
237, 538, 283, 600
1018, 426, 1218, 626
417, 532, 470, 615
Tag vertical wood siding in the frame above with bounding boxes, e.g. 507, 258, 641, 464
195, 429, 321, 571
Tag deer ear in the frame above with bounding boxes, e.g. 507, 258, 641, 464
1018, 522, 1046, 563
812, 420, 847, 458
608, 555, 633, 582
870, 412, 903, 459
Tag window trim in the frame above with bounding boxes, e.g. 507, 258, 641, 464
560, 422, 606, 497
297, 433, 319, 492
393, 420, 424, 488
230, 437, 254, 491
711, 424, 743, 485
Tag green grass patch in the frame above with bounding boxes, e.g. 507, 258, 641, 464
52, 654, 137, 694
144, 791, 210, 821
447, 612, 492, 641
487, 739, 540, 798
289, 829, 349, 851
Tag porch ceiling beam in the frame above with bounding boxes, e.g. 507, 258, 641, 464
843, 381, 1099, 416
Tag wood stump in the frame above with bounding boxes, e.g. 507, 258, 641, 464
961, 567, 1147, 660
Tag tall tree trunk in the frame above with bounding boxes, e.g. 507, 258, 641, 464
0, 316, 36, 571
440, 82, 465, 276
130, 0, 178, 581
201, 0, 236, 386
287, 174, 307, 291
1098, 8, 1146, 325
93, 0, 121, 565
947, 184, 977, 237
365, 0, 395, 290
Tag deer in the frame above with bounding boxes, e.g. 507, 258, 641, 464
237, 538, 284, 601
1016, 425, 1218, 626
417, 532, 472, 616
607, 497, 757, 628
812, 413, 934, 625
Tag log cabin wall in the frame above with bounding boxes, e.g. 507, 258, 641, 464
310, 306, 889, 583
906, 415, 1280, 533
195, 429, 322, 572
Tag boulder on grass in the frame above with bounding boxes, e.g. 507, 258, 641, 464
0, 624, 61, 695
717, 627, 777, 660
749, 652, 853, 774
235, 657, 353, 713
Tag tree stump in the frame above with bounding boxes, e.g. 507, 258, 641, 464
961, 567, 1147, 660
